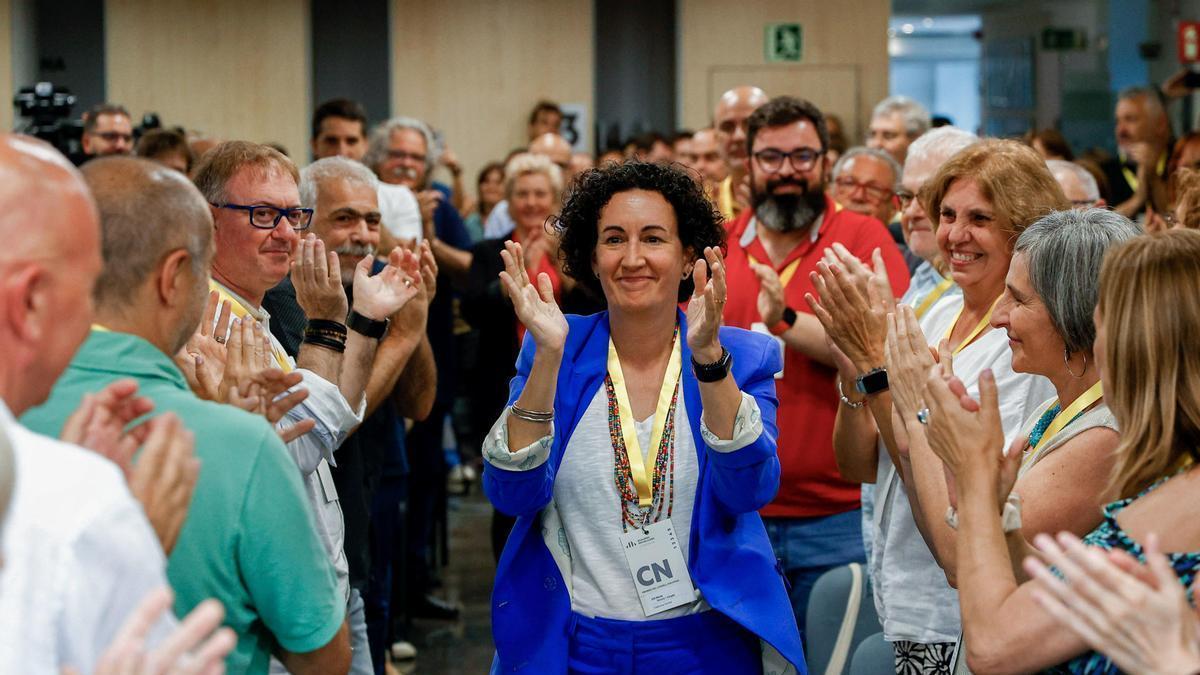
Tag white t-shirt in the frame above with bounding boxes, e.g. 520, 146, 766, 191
0, 400, 175, 674
377, 183, 422, 242
870, 293, 1054, 643
553, 387, 706, 620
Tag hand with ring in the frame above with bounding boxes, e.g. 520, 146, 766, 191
173, 290, 233, 401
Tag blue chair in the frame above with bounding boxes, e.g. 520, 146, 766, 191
848, 632, 894, 675
804, 563, 882, 675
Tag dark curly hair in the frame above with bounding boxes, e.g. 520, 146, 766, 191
554, 161, 726, 303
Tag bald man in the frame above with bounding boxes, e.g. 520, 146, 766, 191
0, 135, 175, 672
483, 132, 576, 239
714, 85, 769, 220
21, 156, 352, 675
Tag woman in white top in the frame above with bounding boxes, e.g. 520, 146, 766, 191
811, 139, 1066, 673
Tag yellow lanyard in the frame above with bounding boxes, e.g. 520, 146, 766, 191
1036, 381, 1104, 450
1121, 153, 1167, 193
208, 279, 293, 373
914, 278, 955, 319
606, 331, 682, 508
747, 253, 804, 288
942, 296, 1001, 355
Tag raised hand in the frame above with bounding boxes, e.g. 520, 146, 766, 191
59, 379, 155, 478
498, 240, 567, 353
418, 190, 443, 240
292, 234, 348, 322
750, 262, 785, 326
76, 587, 236, 675
883, 305, 935, 421
1024, 531, 1200, 675
126, 413, 200, 555
806, 250, 891, 372
352, 246, 422, 320
922, 365, 1006, 480
687, 247, 727, 361
174, 291, 233, 401
418, 239, 438, 307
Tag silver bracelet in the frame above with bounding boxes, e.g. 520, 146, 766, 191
837, 378, 866, 409
510, 403, 553, 423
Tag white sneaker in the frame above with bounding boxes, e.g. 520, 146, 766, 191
391, 640, 417, 661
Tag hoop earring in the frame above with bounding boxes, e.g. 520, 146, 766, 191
1064, 347, 1087, 378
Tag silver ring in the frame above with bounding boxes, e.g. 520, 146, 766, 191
916, 408, 930, 425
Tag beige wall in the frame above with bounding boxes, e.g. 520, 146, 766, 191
391, 0, 593, 185
679, 0, 889, 144
105, 0, 310, 162
0, 0, 11, 133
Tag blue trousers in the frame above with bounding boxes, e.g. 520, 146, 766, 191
567, 610, 761, 674
763, 511, 866, 644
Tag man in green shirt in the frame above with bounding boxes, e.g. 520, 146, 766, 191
22, 157, 351, 675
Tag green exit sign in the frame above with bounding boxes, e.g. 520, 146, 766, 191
765, 23, 803, 62
1042, 27, 1087, 51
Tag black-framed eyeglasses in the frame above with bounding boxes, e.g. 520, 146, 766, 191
896, 189, 917, 209
212, 203, 314, 230
95, 131, 133, 144
753, 148, 824, 173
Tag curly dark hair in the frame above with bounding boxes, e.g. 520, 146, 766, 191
554, 161, 726, 303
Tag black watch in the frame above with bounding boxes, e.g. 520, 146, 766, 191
691, 348, 733, 383
781, 306, 798, 327
347, 309, 389, 339
855, 367, 889, 395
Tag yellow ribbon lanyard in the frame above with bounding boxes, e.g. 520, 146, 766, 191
914, 278, 955, 319
1036, 381, 1104, 451
208, 280, 294, 373
942, 296, 1001, 356
747, 253, 803, 289
606, 332, 683, 508
1121, 153, 1167, 193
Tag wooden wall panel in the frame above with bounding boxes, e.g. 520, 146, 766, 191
679, 0, 889, 143
105, 0, 310, 162
390, 0, 593, 183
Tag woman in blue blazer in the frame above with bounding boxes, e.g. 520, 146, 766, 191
482, 162, 806, 674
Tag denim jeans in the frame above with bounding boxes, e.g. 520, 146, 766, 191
763, 510, 866, 643
348, 588, 373, 675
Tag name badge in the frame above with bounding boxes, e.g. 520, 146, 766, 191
619, 518, 696, 616
750, 322, 786, 379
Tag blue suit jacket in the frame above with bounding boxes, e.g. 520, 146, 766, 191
484, 311, 807, 673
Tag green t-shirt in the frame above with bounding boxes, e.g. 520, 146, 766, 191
23, 329, 344, 674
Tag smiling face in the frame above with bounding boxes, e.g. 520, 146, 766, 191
991, 252, 1063, 375
311, 177, 381, 285
935, 177, 1012, 298
511, 172, 556, 236
899, 158, 939, 261
592, 189, 689, 315
210, 166, 302, 303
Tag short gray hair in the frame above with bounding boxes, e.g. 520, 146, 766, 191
299, 156, 379, 208
363, 117, 438, 176
903, 126, 979, 176
872, 95, 931, 138
504, 153, 563, 200
1014, 208, 1140, 353
831, 146, 902, 189
1045, 159, 1100, 203
1117, 86, 1167, 120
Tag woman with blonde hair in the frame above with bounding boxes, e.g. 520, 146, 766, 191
922, 229, 1200, 673
811, 139, 1065, 673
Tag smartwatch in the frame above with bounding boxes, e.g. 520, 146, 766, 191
347, 309, 389, 339
769, 307, 798, 336
854, 367, 889, 395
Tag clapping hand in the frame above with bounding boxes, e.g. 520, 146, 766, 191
1024, 531, 1200, 675
218, 318, 314, 443
60, 379, 154, 478
292, 234, 348, 322
806, 246, 894, 371
883, 305, 936, 423
65, 587, 236, 675
174, 292, 233, 401
352, 246, 422, 320
498, 240, 567, 353
687, 247, 727, 361
750, 262, 785, 327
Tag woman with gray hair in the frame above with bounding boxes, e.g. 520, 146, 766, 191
886, 206, 1138, 576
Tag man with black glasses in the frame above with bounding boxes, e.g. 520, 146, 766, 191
81, 103, 134, 159
719, 96, 910, 638
193, 141, 423, 673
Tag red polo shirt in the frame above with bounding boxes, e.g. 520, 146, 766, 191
723, 196, 910, 518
